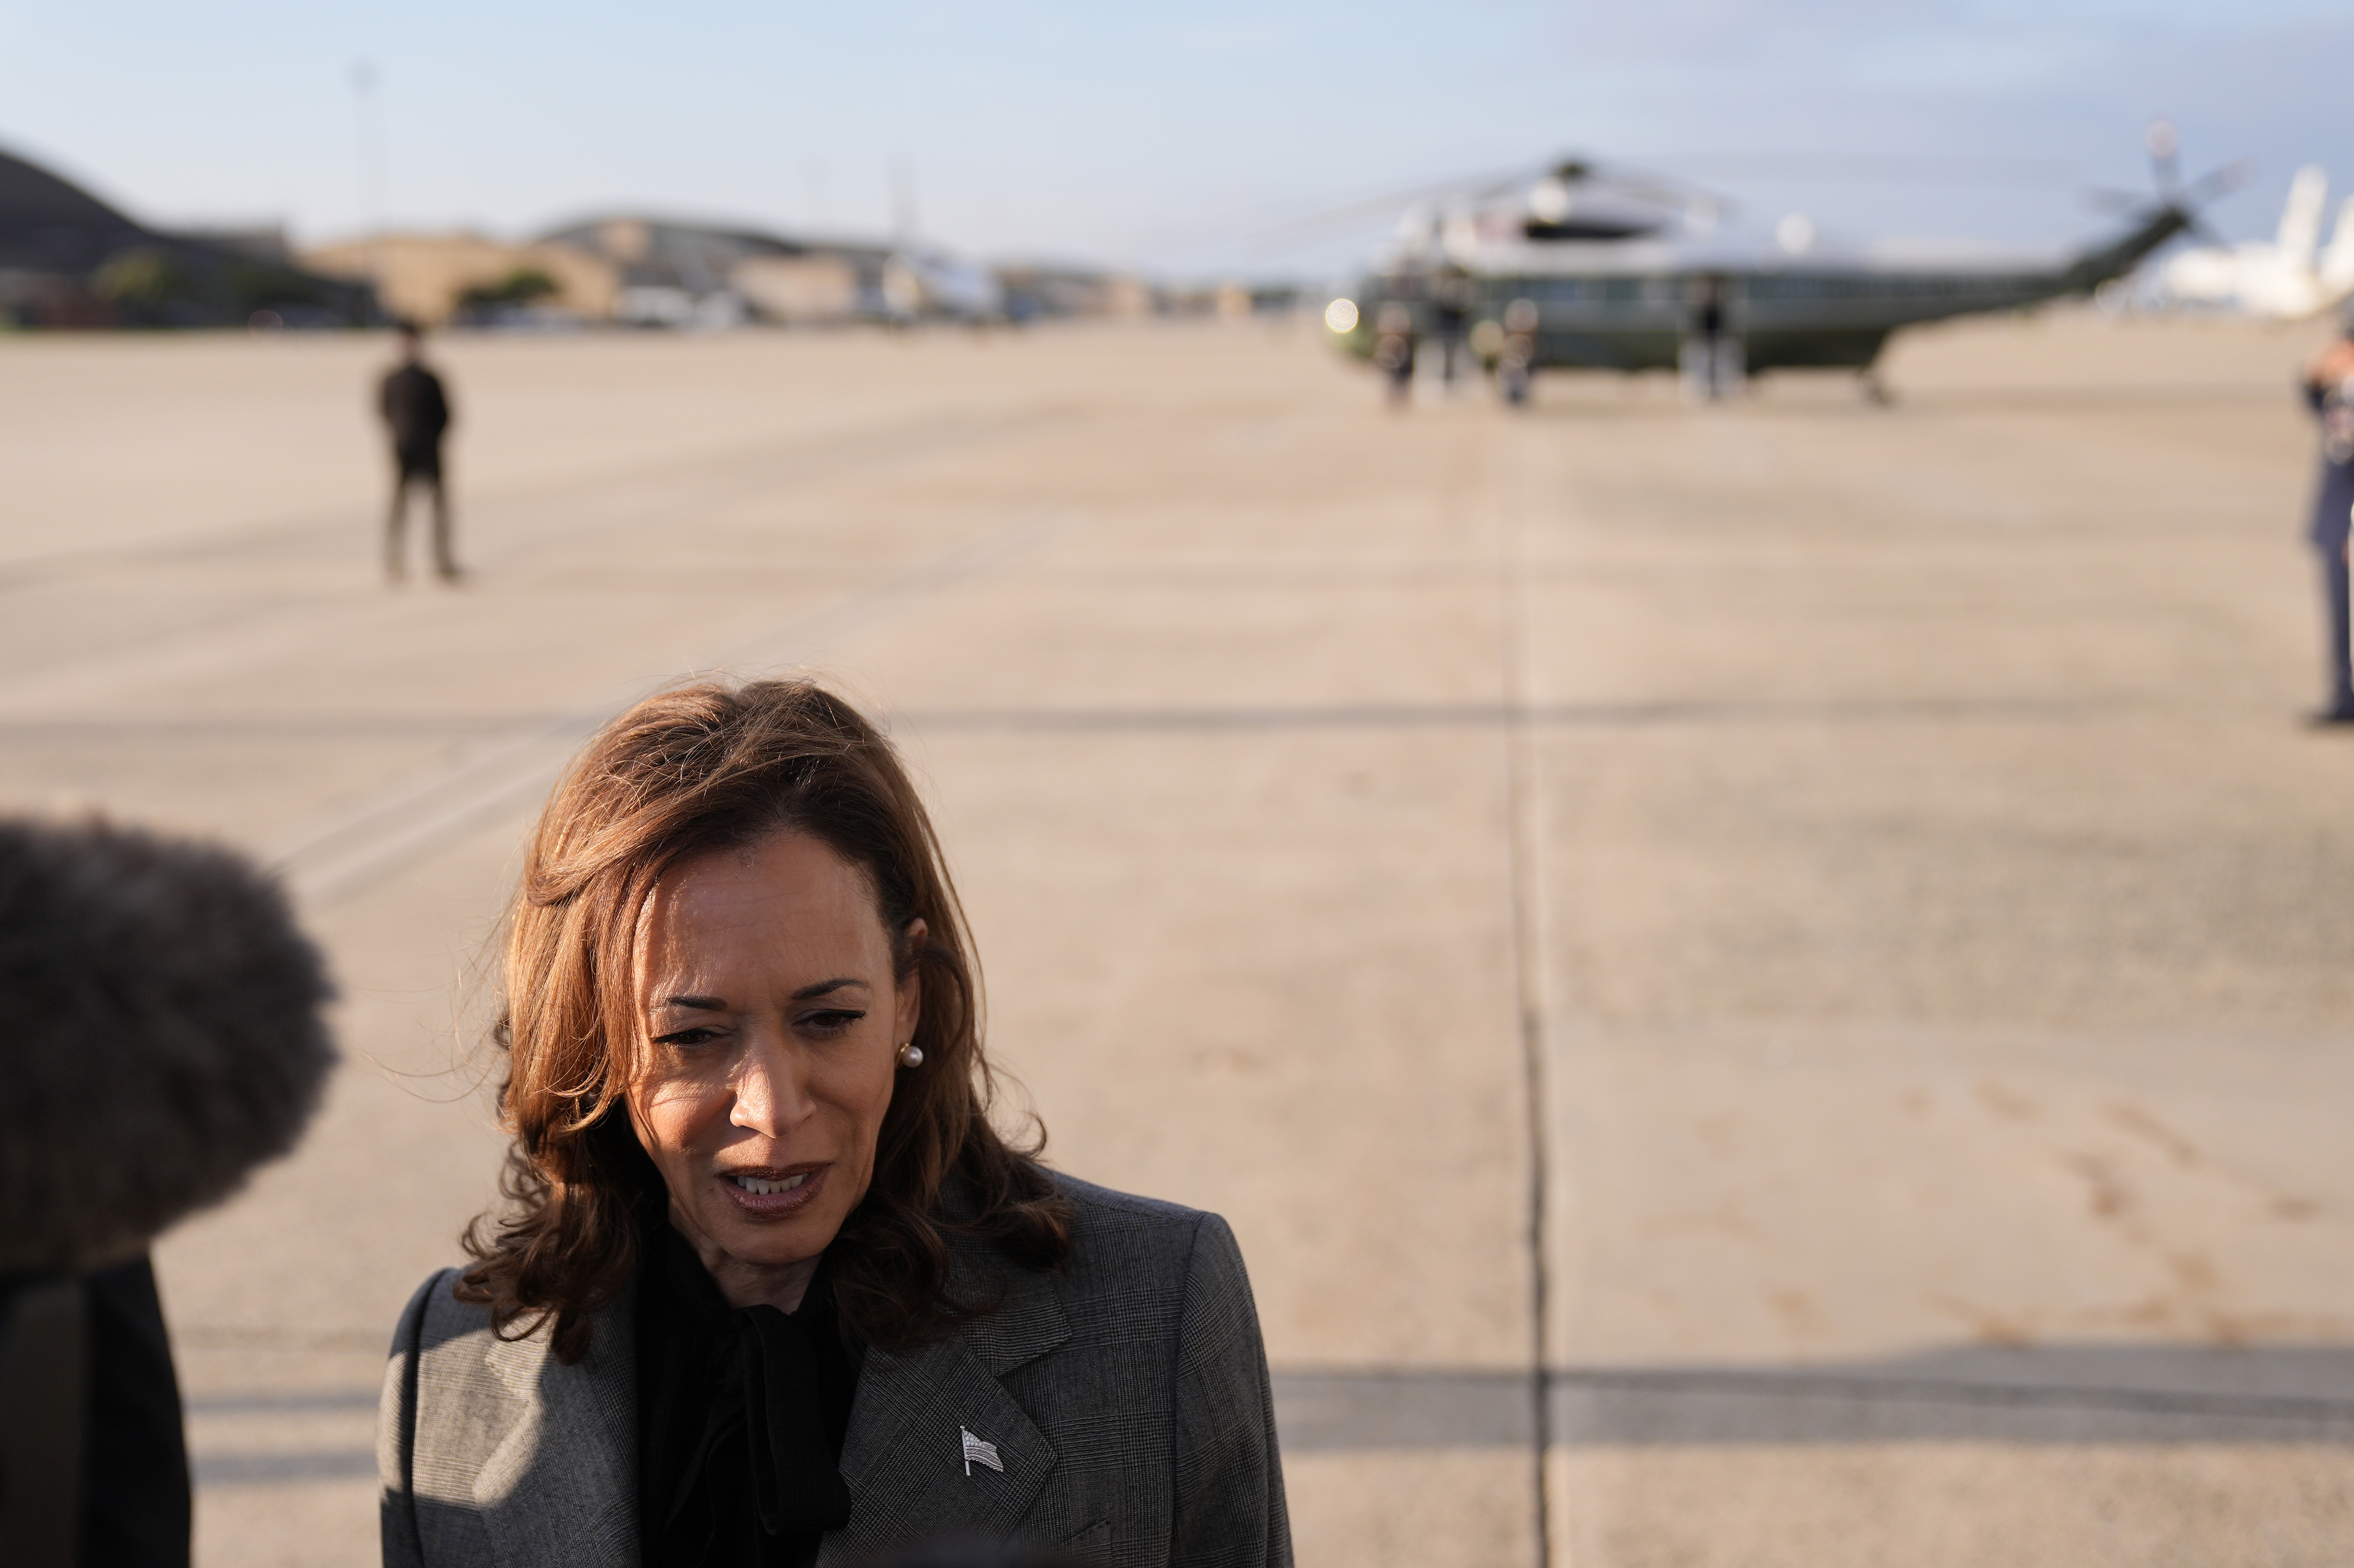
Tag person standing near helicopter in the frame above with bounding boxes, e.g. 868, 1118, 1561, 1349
2301, 317, 2354, 724
1497, 298, 1539, 406
1372, 301, 1415, 407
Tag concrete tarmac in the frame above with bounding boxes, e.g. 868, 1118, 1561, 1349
1, 312, 2348, 1566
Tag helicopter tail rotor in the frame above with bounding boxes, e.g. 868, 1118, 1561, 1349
2081, 122, 2246, 246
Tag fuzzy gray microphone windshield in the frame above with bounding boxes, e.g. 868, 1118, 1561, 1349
0, 817, 337, 1272
0, 817, 337, 1568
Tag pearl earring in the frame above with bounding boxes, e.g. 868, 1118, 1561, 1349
896, 1041, 924, 1070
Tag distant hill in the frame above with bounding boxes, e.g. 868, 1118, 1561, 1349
0, 148, 374, 328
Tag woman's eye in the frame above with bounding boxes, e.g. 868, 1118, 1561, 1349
800, 1009, 865, 1035
651, 1026, 724, 1048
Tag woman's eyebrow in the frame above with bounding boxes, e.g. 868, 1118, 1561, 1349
649, 978, 868, 1011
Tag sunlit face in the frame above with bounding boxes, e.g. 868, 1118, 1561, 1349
626, 831, 921, 1307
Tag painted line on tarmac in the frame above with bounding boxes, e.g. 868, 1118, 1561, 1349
186, 1389, 381, 1415
1494, 424, 1557, 1568
270, 515, 1069, 907
0, 402, 1075, 595
178, 1358, 2354, 1492
191, 1450, 378, 1487
1271, 1365, 2354, 1453
0, 713, 549, 741
0, 695, 2112, 743
890, 696, 2110, 735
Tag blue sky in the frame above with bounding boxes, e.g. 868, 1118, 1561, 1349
0, 0, 2344, 279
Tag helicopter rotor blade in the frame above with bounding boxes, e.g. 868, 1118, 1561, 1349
1226, 153, 1722, 249
2081, 187, 2147, 213
2146, 118, 2184, 197
2183, 159, 2256, 206
1577, 166, 1704, 209
1640, 151, 2078, 187
1125, 164, 1537, 254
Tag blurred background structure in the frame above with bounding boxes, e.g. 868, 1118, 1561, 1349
6, 0, 2354, 329
0, 149, 369, 328
2, 2, 2353, 1566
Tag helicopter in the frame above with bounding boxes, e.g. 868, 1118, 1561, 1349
1325, 125, 2241, 403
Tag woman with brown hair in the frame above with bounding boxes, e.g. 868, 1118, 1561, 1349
377, 680, 1289, 1568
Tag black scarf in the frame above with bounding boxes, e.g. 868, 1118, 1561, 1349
635, 1221, 862, 1568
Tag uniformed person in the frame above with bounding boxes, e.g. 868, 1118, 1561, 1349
1683, 275, 1737, 403
1499, 297, 1538, 406
1373, 301, 1415, 407
378, 324, 460, 584
2302, 321, 2354, 723
1427, 264, 1471, 386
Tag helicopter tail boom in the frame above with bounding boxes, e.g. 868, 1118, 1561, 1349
2058, 204, 2195, 296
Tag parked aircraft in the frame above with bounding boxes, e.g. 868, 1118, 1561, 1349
881, 247, 1004, 324
2159, 166, 2354, 321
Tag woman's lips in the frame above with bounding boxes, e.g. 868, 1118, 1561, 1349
717, 1162, 826, 1219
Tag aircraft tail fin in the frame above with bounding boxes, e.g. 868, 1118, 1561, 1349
2278, 165, 2330, 266
2321, 195, 2354, 295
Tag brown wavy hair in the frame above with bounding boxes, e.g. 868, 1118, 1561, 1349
458, 678, 1071, 1363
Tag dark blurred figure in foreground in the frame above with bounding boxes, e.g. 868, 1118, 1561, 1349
0, 820, 336, 1568
379, 324, 461, 585
2301, 318, 2354, 723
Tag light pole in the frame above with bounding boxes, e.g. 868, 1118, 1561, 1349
351, 59, 386, 320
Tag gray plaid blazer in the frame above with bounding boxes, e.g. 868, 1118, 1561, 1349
377, 1175, 1290, 1568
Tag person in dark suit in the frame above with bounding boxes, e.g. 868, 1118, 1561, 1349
2303, 323, 2354, 723
0, 1257, 192, 1568
378, 324, 460, 584
377, 681, 1291, 1568
76, 1258, 191, 1568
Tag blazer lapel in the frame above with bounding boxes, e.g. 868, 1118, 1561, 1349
818, 1254, 1072, 1564
470, 1302, 639, 1568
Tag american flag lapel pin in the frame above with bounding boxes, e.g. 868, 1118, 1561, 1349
961, 1426, 1004, 1477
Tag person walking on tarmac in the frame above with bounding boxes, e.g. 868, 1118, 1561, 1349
2301, 319, 2354, 722
378, 324, 461, 584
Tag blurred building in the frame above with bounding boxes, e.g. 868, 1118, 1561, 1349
536, 217, 894, 326
730, 253, 864, 324
995, 264, 1157, 321
0, 142, 1295, 334
301, 233, 620, 327
295, 200, 1242, 332
534, 216, 1156, 328
0, 148, 371, 327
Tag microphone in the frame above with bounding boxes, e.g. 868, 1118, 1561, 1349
0, 816, 337, 1568
0, 816, 337, 1274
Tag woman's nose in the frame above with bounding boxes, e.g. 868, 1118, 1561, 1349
728, 1033, 814, 1135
